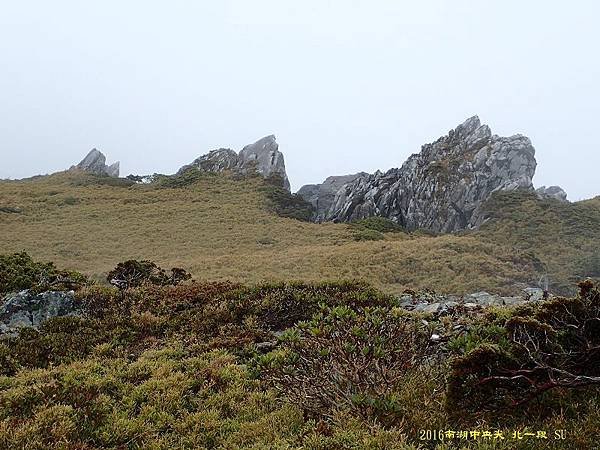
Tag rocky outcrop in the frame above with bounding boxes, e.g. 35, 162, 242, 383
536, 185, 568, 202
298, 116, 537, 232
71, 149, 120, 177
297, 173, 367, 221
177, 148, 239, 175
178, 135, 290, 191
0, 290, 78, 335
238, 135, 290, 190
398, 287, 547, 316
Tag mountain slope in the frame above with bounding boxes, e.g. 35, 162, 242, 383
477, 191, 600, 294
0, 171, 545, 295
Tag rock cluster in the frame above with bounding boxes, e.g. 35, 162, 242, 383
71, 149, 120, 177
0, 290, 78, 335
178, 135, 290, 191
398, 287, 546, 315
298, 116, 538, 232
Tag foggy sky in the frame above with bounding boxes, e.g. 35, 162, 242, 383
1, 1, 598, 200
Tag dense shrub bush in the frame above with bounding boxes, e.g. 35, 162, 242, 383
352, 228, 384, 241
0, 252, 86, 295
446, 280, 600, 420
255, 305, 435, 425
106, 260, 191, 289
259, 176, 314, 222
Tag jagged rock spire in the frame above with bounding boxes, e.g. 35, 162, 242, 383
71, 149, 120, 177
298, 116, 538, 232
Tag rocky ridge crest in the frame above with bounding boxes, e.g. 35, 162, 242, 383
299, 116, 545, 232
70, 149, 120, 177
178, 135, 290, 191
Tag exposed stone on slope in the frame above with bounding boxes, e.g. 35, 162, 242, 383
536, 185, 568, 202
398, 286, 548, 315
297, 172, 367, 221
0, 290, 78, 335
309, 116, 537, 232
71, 149, 120, 177
178, 135, 291, 191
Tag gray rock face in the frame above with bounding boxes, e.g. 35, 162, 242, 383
536, 185, 568, 202
178, 135, 291, 191
0, 290, 78, 335
71, 149, 120, 177
309, 116, 537, 232
238, 135, 290, 191
297, 173, 367, 221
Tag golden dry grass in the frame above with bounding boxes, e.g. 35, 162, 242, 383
0, 172, 547, 294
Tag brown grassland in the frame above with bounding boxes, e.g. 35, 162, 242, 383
4, 171, 597, 296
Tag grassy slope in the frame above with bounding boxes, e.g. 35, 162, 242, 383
476, 191, 600, 294
2, 171, 597, 295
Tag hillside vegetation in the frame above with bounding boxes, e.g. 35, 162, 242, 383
1, 172, 598, 295
1, 269, 599, 449
476, 191, 600, 294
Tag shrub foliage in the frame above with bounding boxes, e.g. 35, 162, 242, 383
0, 251, 86, 295
447, 280, 600, 419
256, 305, 434, 425
106, 259, 191, 289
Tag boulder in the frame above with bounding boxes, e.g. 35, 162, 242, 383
71, 149, 120, 177
535, 185, 568, 202
312, 116, 538, 232
0, 290, 78, 335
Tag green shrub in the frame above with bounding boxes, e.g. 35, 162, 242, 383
259, 179, 314, 222
446, 280, 600, 421
352, 216, 405, 233
255, 305, 435, 425
106, 260, 191, 289
0, 252, 86, 295
352, 228, 384, 241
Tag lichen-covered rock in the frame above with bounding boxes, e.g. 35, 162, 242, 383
71, 149, 120, 177
535, 185, 568, 202
297, 172, 367, 221
0, 290, 78, 335
318, 116, 537, 232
